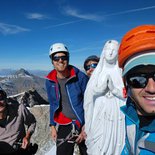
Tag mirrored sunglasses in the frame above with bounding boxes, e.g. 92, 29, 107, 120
53, 56, 68, 62
85, 63, 97, 71
126, 72, 155, 88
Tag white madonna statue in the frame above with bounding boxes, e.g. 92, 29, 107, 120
84, 40, 126, 155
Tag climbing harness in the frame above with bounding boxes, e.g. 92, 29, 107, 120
57, 123, 79, 147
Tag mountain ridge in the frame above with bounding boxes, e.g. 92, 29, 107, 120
0, 68, 47, 101
0, 68, 50, 77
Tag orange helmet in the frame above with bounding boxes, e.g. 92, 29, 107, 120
118, 25, 155, 69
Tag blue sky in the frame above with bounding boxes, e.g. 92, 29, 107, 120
0, 0, 155, 70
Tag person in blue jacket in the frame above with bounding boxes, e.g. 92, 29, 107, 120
46, 43, 88, 155
118, 25, 155, 154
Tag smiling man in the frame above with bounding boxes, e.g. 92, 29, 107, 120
46, 43, 88, 155
118, 25, 155, 155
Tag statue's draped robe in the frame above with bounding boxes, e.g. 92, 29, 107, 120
84, 41, 126, 155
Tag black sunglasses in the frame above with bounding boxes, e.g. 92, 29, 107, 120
126, 72, 155, 88
85, 63, 97, 71
52, 56, 68, 62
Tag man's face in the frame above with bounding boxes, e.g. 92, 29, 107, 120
0, 100, 6, 113
85, 60, 98, 77
127, 65, 155, 116
52, 52, 68, 72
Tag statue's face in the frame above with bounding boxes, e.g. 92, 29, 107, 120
104, 41, 118, 64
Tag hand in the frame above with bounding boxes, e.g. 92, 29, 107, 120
75, 126, 86, 143
94, 75, 109, 94
108, 76, 124, 98
21, 137, 29, 149
51, 126, 57, 142
81, 125, 87, 140
107, 76, 114, 91
101, 74, 109, 91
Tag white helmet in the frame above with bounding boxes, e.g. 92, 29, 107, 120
49, 43, 69, 56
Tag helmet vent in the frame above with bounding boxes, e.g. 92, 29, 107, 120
126, 35, 135, 41
146, 30, 155, 33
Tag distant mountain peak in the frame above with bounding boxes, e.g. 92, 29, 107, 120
14, 68, 32, 77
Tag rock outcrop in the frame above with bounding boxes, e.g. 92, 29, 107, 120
30, 105, 54, 155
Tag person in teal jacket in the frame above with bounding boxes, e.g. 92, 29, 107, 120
46, 43, 88, 155
118, 25, 155, 154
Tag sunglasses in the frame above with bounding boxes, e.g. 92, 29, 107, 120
126, 72, 155, 88
85, 63, 97, 71
52, 56, 68, 62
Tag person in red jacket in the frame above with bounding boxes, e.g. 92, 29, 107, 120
46, 43, 88, 155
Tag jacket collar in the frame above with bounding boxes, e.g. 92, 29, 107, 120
121, 97, 155, 132
46, 65, 76, 82
121, 97, 139, 125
